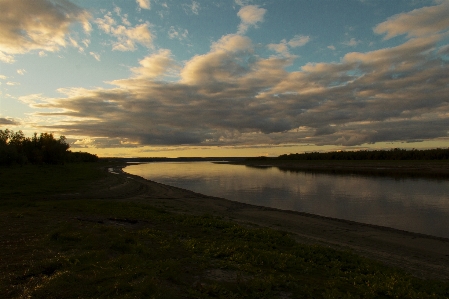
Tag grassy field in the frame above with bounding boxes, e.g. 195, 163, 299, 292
1, 163, 448, 298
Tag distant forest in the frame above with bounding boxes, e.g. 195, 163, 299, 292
0, 129, 98, 166
277, 148, 449, 161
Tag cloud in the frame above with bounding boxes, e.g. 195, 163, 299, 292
183, 1, 200, 15
343, 38, 361, 47
0, 0, 91, 55
234, 0, 252, 6
0, 51, 15, 63
89, 52, 101, 61
268, 35, 310, 55
95, 13, 153, 51
136, 0, 150, 10
180, 34, 259, 86
17, 69, 26, 75
237, 5, 266, 34
374, 1, 449, 39
168, 26, 189, 40
6, 81, 20, 86
0, 117, 19, 126
288, 35, 310, 48
130, 49, 179, 79
25, 3, 449, 149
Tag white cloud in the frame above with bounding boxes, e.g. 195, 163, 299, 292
183, 1, 200, 15
288, 35, 310, 48
234, 0, 252, 6
328, 45, 336, 50
0, 0, 91, 55
38, 51, 47, 57
17, 69, 26, 75
6, 81, 20, 86
237, 5, 266, 34
130, 49, 179, 79
375, 1, 449, 39
168, 26, 189, 40
96, 14, 115, 33
267, 41, 289, 55
136, 0, 150, 10
0, 51, 15, 63
268, 35, 310, 55
89, 52, 101, 61
96, 13, 153, 51
343, 38, 361, 47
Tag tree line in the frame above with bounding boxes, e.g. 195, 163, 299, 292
278, 148, 449, 161
0, 129, 98, 166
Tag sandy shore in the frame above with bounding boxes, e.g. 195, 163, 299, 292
73, 164, 449, 281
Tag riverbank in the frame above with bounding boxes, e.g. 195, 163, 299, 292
115, 165, 449, 281
1, 162, 449, 298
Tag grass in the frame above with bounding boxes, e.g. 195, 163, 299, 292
1, 163, 449, 298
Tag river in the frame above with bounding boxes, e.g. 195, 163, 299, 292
124, 162, 449, 238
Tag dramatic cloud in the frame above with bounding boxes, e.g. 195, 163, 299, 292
237, 5, 266, 34
95, 12, 153, 51
0, 0, 91, 56
26, 2, 449, 148
136, 0, 150, 10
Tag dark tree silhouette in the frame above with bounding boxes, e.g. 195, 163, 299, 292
277, 148, 449, 161
0, 129, 98, 165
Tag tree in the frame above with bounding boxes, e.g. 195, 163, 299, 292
0, 129, 72, 165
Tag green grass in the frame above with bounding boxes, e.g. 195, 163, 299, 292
1, 163, 448, 298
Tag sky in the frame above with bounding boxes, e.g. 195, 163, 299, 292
1, 0, 449, 157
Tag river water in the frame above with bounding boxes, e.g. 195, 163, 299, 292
124, 162, 449, 239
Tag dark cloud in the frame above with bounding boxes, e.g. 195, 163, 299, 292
0, 117, 19, 126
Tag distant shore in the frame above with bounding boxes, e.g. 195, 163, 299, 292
226, 159, 449, 179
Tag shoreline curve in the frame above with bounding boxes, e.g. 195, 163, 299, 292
92, 165, 449, 281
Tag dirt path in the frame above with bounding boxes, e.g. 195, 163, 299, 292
72, 165, 449, 281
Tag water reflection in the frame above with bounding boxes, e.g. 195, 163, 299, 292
125, 162, 449, 238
